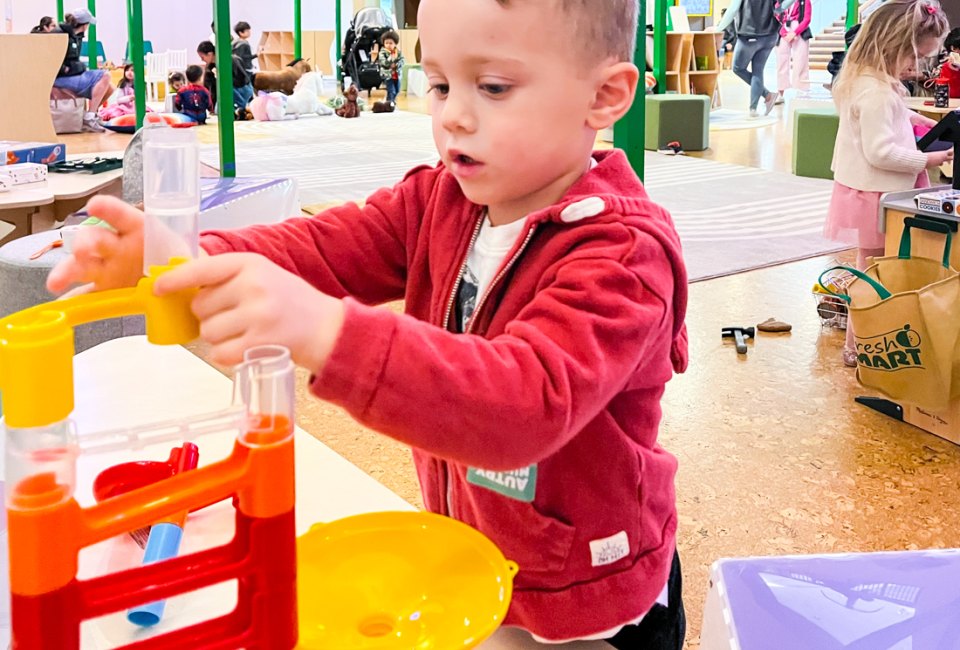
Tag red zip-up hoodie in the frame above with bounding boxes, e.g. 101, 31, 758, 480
200, 149, 689, 641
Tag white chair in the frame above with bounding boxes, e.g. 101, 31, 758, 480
144, 51, 168, 102
166, 49, 187, 74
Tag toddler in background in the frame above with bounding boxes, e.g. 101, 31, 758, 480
377, 29, 405, 103
174, 64, 212, 124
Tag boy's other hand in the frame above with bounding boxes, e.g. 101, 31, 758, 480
154, 253, 346, 370
47, 195, 146, 295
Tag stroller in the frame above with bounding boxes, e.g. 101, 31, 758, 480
340, 7, 393, 94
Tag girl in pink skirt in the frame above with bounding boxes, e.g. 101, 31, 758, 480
824, 0, 952, 367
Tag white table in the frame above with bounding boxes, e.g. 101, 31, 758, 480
3, 336, 605, 649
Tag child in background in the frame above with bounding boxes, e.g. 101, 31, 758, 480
50, 1, 689, 646
775, 0, 812, 96
98, 63, 137, 121
824, 0, 952, 367
377, 29, 405, 103
232, 21, 256, 77
165, 71, 186, 112
175, 65, 212, 124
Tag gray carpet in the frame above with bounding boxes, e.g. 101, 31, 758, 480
201, 112, 844, 282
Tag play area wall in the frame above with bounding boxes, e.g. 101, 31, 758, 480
9, 0, 355, 70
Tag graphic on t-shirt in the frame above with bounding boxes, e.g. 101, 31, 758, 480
457, 266, 479, 332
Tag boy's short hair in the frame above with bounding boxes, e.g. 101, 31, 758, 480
381, 29, 400, 45
495, 0, 639, 63
185, 65, 203, 83
169, 71, 186, 85
234, 21, 251, 35
946, 27, 960, 52
197, 40, 215, 55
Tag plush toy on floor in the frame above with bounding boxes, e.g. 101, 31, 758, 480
253, 58, 313, 95
250, 92, 290, 121
372, 100, 396, 113
335, 85, 361, 118
286, 72, 335, 117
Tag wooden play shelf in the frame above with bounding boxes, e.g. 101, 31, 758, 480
653, 31, 723, 106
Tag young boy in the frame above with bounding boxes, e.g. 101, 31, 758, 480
232, 20, 256, 77
174, 65, 212, 124
49, 1, 688, 646
377, 29, 405, 103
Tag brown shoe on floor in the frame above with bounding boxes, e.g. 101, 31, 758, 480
757, 317, 792, 333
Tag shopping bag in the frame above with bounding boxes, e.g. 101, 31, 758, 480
50, 97, 85, 134
820, 217, 960, 408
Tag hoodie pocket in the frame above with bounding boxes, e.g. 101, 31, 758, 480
453, 475, 576, 576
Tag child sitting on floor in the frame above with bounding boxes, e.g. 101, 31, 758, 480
50, 1, 689, 646
164, 71, 186, 112
175, 65, 212, 124
98, 63, 137, 121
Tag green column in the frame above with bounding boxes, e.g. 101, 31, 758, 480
653, 0, 667, 93
845, 0, 859, 31
87, 0, 98, 70
614, 0, 646, 181
335, 0, 343, 82
126, 0, 146, 128
57, 0, 64, 22
294, 0, 303, 59
214, 0, 237, 177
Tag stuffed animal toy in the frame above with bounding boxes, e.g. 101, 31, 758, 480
249, 92, 289, 121
254, 59, 313, 95
285, 72, 335, 117
372, 100, 396, 113
335, 85, 361, 118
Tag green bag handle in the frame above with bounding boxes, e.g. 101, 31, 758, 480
817, 266, 892, 304
899, 217, 953, 268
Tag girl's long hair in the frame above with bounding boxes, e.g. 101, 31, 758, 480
118, 64, 135, 90
833, 0, 948, 101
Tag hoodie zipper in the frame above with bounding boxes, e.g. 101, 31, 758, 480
465, 224, 538, 335
442, 214, 485, 332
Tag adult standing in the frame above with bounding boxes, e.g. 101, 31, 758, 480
51, 9, 112, 132
775, 0, 812, 97
716, 0, 796, 116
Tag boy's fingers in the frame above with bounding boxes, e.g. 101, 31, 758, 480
153, 255, 245, 295
47, 256, 90, 294
85, 195, 145, 235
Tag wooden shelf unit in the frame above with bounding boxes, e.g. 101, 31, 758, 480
257, 30, 336, 75
650, 31, 722, 105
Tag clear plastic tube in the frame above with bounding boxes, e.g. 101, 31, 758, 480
4, 420, 78, 510
232, 346, 295, 446
142, 126, 200, 274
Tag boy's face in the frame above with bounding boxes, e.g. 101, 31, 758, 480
420, 0, 602, 220
384, 38, 397, 52
238, 29, 251, 40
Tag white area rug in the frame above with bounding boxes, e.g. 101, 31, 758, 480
201, 111, 844, 282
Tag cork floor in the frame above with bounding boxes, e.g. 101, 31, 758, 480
59, 88, 960, 649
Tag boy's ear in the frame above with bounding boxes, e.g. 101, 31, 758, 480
586, 62, 641, 131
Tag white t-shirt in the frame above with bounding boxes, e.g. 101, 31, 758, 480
456, 213, 528, 332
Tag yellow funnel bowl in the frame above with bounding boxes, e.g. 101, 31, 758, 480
297, 511, 518, 649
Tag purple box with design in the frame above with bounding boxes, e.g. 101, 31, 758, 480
0, 141, 67, 166
700, 549, 960, 649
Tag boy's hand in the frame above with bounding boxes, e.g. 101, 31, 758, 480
928, 149, 955, 168
47, 195, 146, 295
154, 253, 346, 369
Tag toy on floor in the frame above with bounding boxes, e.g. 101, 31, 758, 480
722, 326, 755, 355
250, 91, 290, 121
101, 113, 197, 134
373, 100, 396, 113
253, 58, 313, 95
335, 84, 361, 118
658, 140, 684, 156
288, 72, 335, 117
757, 318, 792, 333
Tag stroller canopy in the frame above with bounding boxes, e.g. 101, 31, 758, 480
353, 8, 391, 35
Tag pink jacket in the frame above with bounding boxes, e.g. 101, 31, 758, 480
200, 150, 689, 640
777, 0, 812, 38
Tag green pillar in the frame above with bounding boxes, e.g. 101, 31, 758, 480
653, 0, 667, 93
214, 0, 237, 177
614, 0, 646, 181
57, 0, 64, 22
87, 0, 98, 70
845, 0, 859, 31
126, 0, 146, 128
336, 0, 343, 82
294, 0, 303, 59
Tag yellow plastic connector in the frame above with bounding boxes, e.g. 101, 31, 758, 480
0, 259, 199, 428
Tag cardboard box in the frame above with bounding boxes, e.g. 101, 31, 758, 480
0, 141, 66, 166
0, 163, 47, 185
